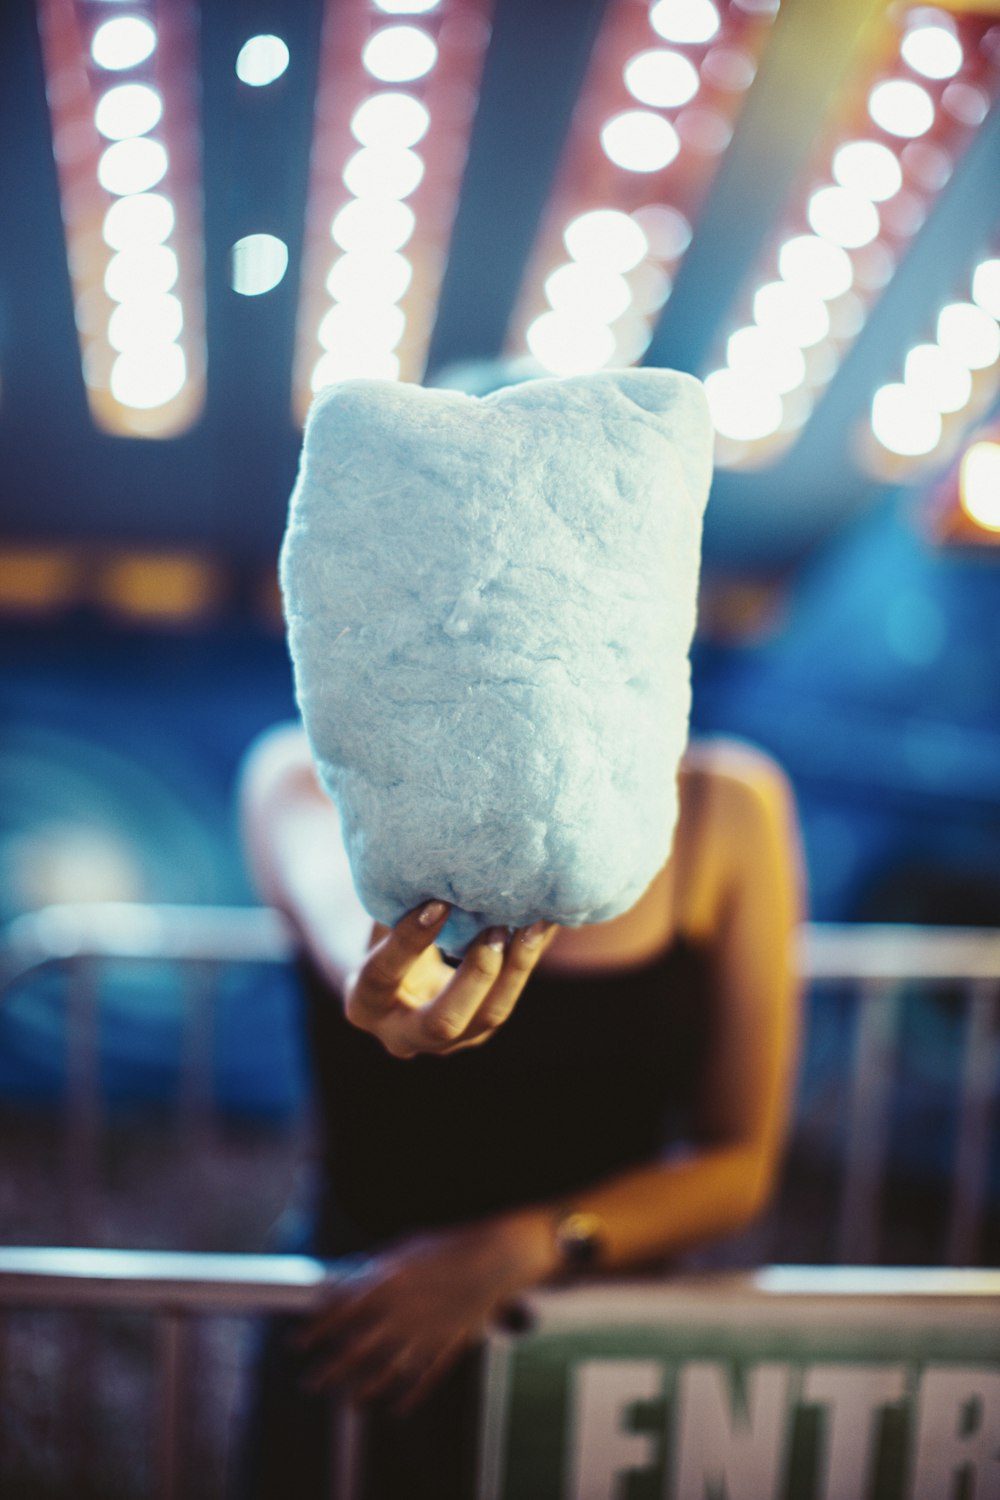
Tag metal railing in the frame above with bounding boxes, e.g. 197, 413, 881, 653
1, 904, 999, 1498
2, 903, 998, 1264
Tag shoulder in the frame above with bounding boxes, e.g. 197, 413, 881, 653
681, 736, 797, 827
673, 737, 801, 935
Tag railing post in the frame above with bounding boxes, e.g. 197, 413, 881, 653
156, 1309, 190, 1500
66, 956, 101, 1245
178, 961, 219, 1248
837, 978, 900, 1264
946, 978, 1000, 1266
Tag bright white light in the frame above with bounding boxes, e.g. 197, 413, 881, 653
342, 146, 424, 199
704, 368, 782, 440
235, 35, 290, 86
650, 0, 720, 45
107, 293, 183, 352
331, 198, 415, 252
231, 233, 288, 296
807, 186, 880, 248
318, 301, 406, 352
326, 251, 412, 303
753, 281, 830, 347
362, 25, 437, 83
563, 209, 647, 271
311, 349, 400, 389
832, 140, 902, 202
102, 192, 174, 250
871, 382, 941, 455
91, 16, 157, 71
350, 92, 429, 148
903, 343, 972, 413
868, 79, 934, 138
936, 302, 1000, 370
525, 312, 615, 375
600, 111, 680, 173
104, 244, 178, 301
726, 326, 806, 394
95, 83, 162, 140
631, 203, 691, 260
374, 0, 440, 11
961, 442, 1000, 531
98, 138, 168, 196
971, 259, 1000, 321
901, 25, 962, 80
778, 235, 853, 299
545, 263, 632, 323
110, 342, 186, 408
623, 49, 699, 108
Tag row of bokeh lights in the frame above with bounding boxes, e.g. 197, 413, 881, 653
521, 0, 769, 377
305, 0, 447, 394
703, 5, 997, 465
870, 257, 1000, 464
83, 11, 192, 416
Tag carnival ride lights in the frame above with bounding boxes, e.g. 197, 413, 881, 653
39, 0, 206, 433
703, 4, 999, 467
510, 0, 780, 379
292, 0, 491, 414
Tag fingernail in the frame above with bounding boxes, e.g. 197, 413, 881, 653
418, 900, 447, 927
521, 920, 550, 948
484, 927, 507, 952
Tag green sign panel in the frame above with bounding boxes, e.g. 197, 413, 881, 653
477, 1271, 1000, 1500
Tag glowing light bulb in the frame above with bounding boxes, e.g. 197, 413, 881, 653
236, 35, 289, 85
832, 140, 902, 202
107, 293, 183, 352
903, 343, 972, 413
350, 92, 429, 148
102, 192, 174, 250
600, 111, 680, 172
104, 244, 178, 301
312, 349, 400, 389
971, 259, 1000, 322
901, 24, 962, 80
869, 79, 934, 138
778, 235, 853, 299
231, 234, 289, 296
525, 312, 615, 375
95, 83, 163, 140
110, 342, 186, 408
726, 326, 806, 393
936, 302, 1000, 370
331, 198, 415, 252
623, 49, 699, 108
318, 301, 406, 352
98, 138, 168, 196
362, 25, 437, 82
342, 146, 424, 199
871, 382, 941, 455
91, 16, 157, 70
326, 251, 413, 303
753, 282, 830, 347
704, 368, 782, 440
563, 210, 647, 271
649, 0, 720, 45
807, 186, 880, 248
545, 263, 632, 323
960, 442, 1000, 531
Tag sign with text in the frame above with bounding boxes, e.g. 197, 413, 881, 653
477, 1269, 1000, 1500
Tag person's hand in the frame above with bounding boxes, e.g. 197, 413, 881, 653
342, 901, 559, 1058
293, 1213, 555, 1411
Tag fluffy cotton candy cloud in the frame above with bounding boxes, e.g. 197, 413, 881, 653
281, 369, 712, 954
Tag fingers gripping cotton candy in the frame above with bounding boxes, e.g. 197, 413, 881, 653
280, 369, 712, 955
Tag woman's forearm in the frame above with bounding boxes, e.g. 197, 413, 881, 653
495, 1141, 775, 1291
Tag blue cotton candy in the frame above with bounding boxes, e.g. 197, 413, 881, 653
280, 369, 712, 955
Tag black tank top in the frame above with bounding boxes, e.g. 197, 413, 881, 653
297, 934, 714, 1246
